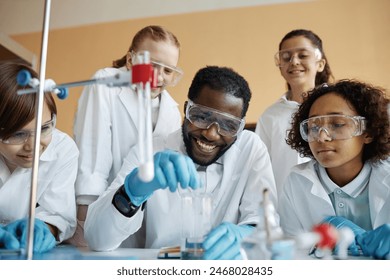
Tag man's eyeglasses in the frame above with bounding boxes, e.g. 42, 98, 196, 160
300, 114, 367, 142
274, 47, 322, 68
185, 100, 245, 137
0, 115, 56, 145
131, 52, 183, 87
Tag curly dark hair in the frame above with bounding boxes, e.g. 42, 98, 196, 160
187, 66, 251, 118
286, 79, 390, 163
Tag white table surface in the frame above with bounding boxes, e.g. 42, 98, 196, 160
78, 246, 160, 260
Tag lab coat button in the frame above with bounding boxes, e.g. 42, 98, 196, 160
338, 202, 344, 208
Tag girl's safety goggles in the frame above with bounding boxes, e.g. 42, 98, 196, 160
185, 100, 245, 137
0, 115, 56, 145
274, 47, 322, 67
300, 114, 367, 142
150, 60, 183, 87
131, 52, 183, 87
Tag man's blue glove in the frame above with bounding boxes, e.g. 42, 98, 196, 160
356, 224, 390, 259
202, 222, 255, 260
0, 226, 20, 249
322, 216, 366, 256
124, 150, 200, 206
4, 218, 56, 254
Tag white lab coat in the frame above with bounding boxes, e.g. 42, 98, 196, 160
0, 129, 78, 241
279, 160, 390, 237
73, 67, 181, 203
255, 94, 310, 196
85, 129, 277, 251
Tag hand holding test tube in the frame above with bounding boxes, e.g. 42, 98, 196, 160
124, 150, 200, 206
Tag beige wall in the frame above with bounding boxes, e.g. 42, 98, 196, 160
11, 0, 390, 136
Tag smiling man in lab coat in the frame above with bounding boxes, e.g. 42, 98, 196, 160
84, 66, 277, 260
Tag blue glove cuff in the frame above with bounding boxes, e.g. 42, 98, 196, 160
239, 224, 256, 239
124, 169, 152, 206
322, 216, 366, 236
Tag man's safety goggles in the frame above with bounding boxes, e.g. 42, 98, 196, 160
300, 114, 367, 142
0, 115, 56, 145
274, 47, 322, 67
185, 100, 245, 137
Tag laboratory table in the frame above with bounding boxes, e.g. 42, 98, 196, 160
0, 245, 373, 260
0, 245, 159, 260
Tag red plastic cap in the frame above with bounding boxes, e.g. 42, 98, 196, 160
312, 223, 338, 249
132, 64, 156, 88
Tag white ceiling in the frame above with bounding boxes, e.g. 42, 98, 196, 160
0, 0, 306, 35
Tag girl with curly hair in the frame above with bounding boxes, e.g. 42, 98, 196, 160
279, 79, 390, 259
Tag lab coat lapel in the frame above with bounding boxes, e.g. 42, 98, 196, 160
368, 164, 390, 227
207, 145, 237, 209
118, 87, 139, 130
153, 91, 180, 135
299, 162, 331, 200
296, 162, 335, 215
0, 167, 31, 220
204, 162, 223, 196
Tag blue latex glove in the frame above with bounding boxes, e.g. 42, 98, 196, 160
0, 226, 20, 249
124, 150, 200, 206
356, 224, 390, 259
322, 216, 366, 256
203, 222, 255, 260
4, 218, 56, 254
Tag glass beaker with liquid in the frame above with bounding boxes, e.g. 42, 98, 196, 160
180, 187, 212, 260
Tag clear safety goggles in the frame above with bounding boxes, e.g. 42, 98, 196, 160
0, 115, 56, 145
185, 99, 245, 137
300, 114, 367, 142
131, 52, 183, 87
274, 47, 322, 67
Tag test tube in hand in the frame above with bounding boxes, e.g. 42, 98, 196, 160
132, 51, 155, 182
